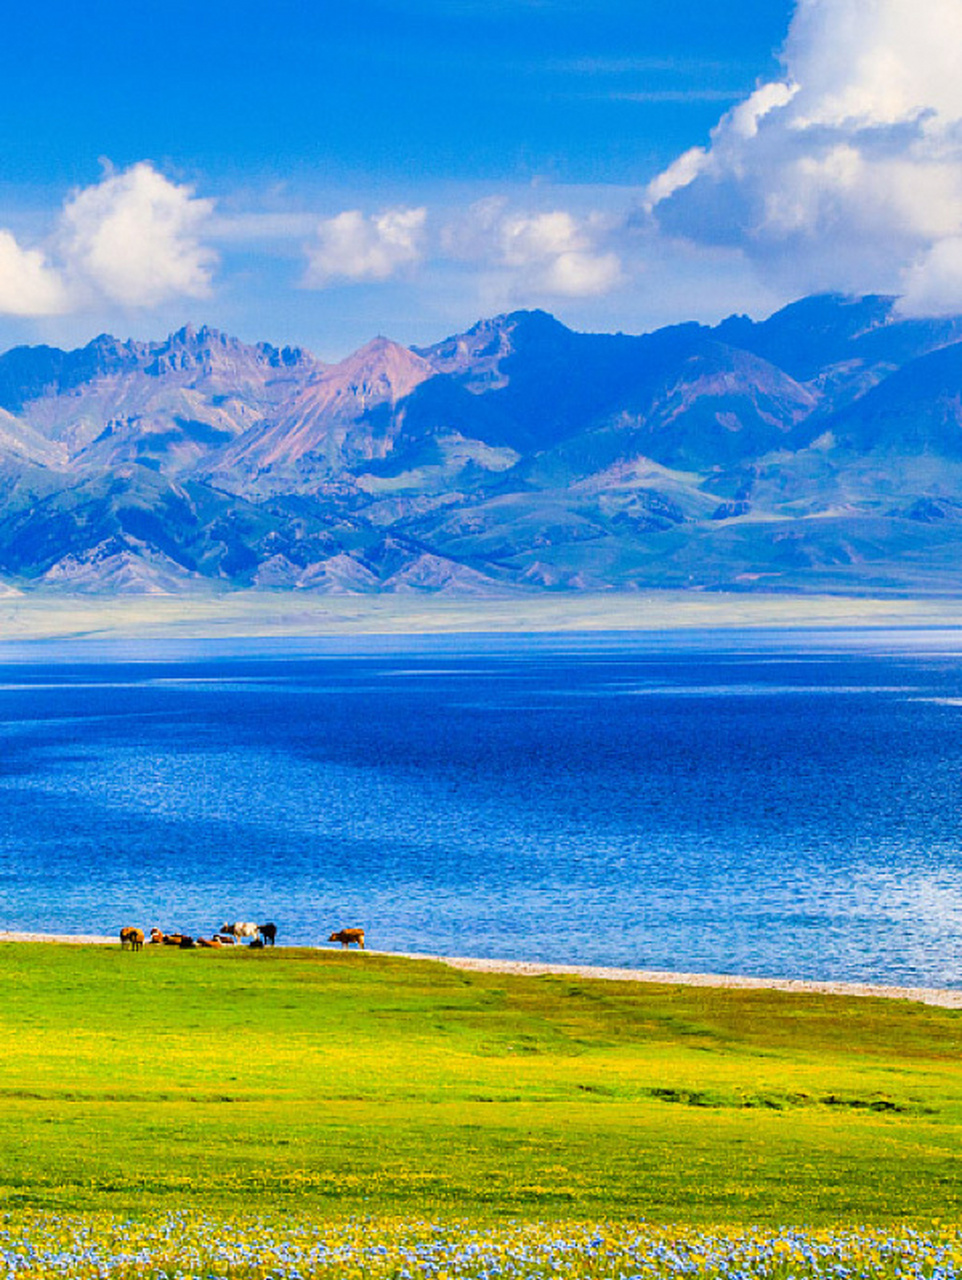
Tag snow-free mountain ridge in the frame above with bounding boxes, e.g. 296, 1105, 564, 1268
3, 294, 962, 595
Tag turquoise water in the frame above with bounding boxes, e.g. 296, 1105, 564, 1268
1, 629, 962, 985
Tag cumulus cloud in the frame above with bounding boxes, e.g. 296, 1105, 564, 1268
0, 162, 216, 317
443, 198, 622, 297
304, 207, 427, 285
0, 232, 71, 316
59, 162, 216, 307
645, 0, 962, 309
900, 238, 962, 316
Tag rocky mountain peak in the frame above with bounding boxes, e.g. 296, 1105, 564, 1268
329, 336, 434, 403
420, 309, 574, 391
0, 333, 144, 412
146, 325, 251, 375
142, 325, 319, 384
5, 293, 962, 596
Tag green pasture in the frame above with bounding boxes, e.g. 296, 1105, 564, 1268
1, 942, 961, 1222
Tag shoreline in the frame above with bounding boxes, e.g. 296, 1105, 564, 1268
4, 591, 962, 645
3, 931, 961, 1009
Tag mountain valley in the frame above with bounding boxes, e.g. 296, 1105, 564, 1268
3, 295, 962, 595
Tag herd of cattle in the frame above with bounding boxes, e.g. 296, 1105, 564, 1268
118, 923, 366, 951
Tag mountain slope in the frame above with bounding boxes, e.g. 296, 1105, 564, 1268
0, 296, 962, 594
812, 341, 962, 457
205, 337, 435, 493
15, 325, 320, 471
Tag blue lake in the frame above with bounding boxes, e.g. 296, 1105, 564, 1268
2, 627, 962, 986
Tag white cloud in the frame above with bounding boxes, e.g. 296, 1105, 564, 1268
499, 210, 587, 266
784, 0, 962, 128
0, 162, 217, 317
0, 231, 70, 317
443, 199, 622, 297
541, 249, 622, 296
304, 207, 427, 285
900, 238, 962, 316
59, 162, 216, 307
645, 0, 962, 307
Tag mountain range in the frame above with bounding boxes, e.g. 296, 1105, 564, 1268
3, 293, 962, 595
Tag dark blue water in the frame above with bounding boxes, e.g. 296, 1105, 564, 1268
3, 628, 962, 986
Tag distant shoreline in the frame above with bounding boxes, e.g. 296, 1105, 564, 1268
3, 931, 960, 1009
3, 590, 962, 646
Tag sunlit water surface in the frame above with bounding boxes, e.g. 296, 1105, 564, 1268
2, 628, 962, 985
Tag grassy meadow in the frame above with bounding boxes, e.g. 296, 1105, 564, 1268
1, 942, 961, 1223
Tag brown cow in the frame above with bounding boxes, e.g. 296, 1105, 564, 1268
329, 927, 365, 949
195, 937, 222, 949
151, 930, 192, 947
119, 927, 144, 951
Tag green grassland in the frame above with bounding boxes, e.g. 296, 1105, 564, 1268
2, 943, 961, 1222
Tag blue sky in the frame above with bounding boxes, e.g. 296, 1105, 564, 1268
1, 0, 959, 358
0, 2, 786, 185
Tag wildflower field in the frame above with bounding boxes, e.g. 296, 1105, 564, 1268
3, 1215, 962, 1280
1, 944, 961, 1222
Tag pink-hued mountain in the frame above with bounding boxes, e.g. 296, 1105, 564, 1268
205, 337, 434, 490
1, 293, 962, 595
14, 324, 320, 475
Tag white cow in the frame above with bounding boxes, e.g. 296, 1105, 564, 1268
220, 921, 260, 941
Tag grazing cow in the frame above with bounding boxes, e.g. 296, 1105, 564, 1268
329, 927, 365, 949
258, 922, 277, 946
219, 921, 259, 941
119, 927, 144, 951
